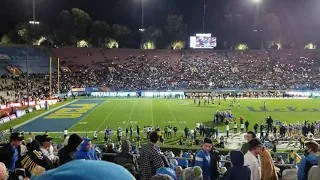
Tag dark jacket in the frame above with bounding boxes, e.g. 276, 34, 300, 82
114, 151, 138, 170
224, 150, 251, 180
57, 134, 83, 165
16, 139, 54, 177
210, 149, 220, 180
102, 148, 117, 162
16, 150, 54, 177
0, 143, 21, 167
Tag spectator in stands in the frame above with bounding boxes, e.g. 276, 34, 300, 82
240, 131, 256, 154
178, 152, 189, 168
102, 143, 117, 162
31, 160, 135, 180
157, 167, 176, 179
182, 166, 203, 180
224, 150, 250, 180
36, 135, 59, 165
114, 140, 138, 170
16, 138, 54, 177
0, 162, 8, 180
0, 132, 23, 180
210, 147, 220, 180
297, 141, 318, 180
260, 147, 278, 180
195, 138, 212, 180
308, 156, 320, 180
150, 174, 174, 180
75, 138, 97, 160
139, 131, 164, 180
124, 163, 143, 180
57, 134, 83, 165
244, 138, 262, 180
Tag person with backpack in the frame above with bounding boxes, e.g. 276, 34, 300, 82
297, 141, 318, 180
308, 155, 320, 180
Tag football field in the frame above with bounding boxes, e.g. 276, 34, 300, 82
14, 98, 320, 134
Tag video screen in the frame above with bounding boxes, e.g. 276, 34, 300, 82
195, 36, 216, 48
190, 34, 216, 49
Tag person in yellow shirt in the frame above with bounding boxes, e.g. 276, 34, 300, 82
289, 150, 295, 164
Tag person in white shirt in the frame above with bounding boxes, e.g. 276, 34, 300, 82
196, 122, 200, 130
244, 138, 263, 180
226, 123, 230, 137
63, 128, 68, 139
36, 135, 59, 164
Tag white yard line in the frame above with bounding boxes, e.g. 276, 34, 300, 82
124, 101, 138, 130
68, 100, 109, 131
96, 100, 123, 131
13, 100, 78, 130
151, 99, 154, 127
167, 104, 182, 130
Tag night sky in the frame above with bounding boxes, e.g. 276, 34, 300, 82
0, 0, 319, 37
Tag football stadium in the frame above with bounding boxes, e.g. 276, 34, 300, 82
0, 0, 320, 179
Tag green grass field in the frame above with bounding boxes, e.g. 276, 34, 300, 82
1, 98, 320, 148
68, 98, 320, 133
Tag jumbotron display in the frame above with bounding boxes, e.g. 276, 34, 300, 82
190, 33, 217, 49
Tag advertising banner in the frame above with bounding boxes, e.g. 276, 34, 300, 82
9, 114, 17, 120
72, 88, 86, 92
16, 110, 26, 118
35, 105, 41, 110
2, 116, 10, 124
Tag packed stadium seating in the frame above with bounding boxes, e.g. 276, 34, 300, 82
1, 46, 320, 100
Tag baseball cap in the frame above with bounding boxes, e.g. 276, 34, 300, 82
35, 135, 53, 143
10, 132, 23, 141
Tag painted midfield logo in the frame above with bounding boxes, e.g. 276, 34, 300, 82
247, 107, 320, 112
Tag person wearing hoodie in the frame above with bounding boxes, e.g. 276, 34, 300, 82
224, 150, 250, 180
57, 134, 83, 165
308, 156, 320, 180
75, 138, 98, 160
297, 141, 318, 180
178, 152, 189, 168
260, 147, 278, 180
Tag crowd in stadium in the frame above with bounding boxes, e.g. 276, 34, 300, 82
0, 48, 318, 180
0, 49, 319, 104
0, 122, 319, 180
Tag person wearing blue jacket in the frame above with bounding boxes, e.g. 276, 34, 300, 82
178, 152, 189, 168
195, 138, 212, 180
297, 141, 319, 180
76, 138, 98, 160
224, 150, 250, 180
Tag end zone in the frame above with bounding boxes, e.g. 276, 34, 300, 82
15, 99, 105, 132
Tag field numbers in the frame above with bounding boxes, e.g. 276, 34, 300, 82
179, 121, 186, 124
168, 121, 175, 124
79, 122, 87, 124
129, 121, 137, 124
122, 121, 126, 124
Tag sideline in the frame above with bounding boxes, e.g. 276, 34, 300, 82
13, 99, 79, 130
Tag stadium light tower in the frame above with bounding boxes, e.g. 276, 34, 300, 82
141, 0, 145, 32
